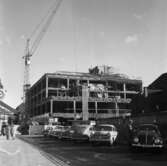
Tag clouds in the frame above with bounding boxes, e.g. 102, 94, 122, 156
124, 13, 144, 45
125, 34, 139, 44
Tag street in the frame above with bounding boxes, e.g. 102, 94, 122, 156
19, 135, 167, 166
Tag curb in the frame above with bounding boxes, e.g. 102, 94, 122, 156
17, 136, 71, 166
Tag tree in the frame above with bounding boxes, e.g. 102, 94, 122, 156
89, 66, 99, 75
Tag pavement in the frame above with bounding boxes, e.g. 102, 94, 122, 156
0, 135, 64, 166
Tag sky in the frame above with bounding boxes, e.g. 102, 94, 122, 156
1, 0, 167, 108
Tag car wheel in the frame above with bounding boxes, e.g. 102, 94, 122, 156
109, 138, 114, 146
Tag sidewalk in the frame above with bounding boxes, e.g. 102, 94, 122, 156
0, 136, 61, 166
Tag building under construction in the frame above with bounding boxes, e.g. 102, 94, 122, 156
26, 70, 142, 123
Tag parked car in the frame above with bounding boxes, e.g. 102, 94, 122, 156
70, 124, 93, 142
130, 124, 164, 150
89, 124, 118, 145
43, 126, 52, 137
43, 125, 57, 137
48, 125, 59, 137
61, 126, 73, 140
52, 125, 71, 139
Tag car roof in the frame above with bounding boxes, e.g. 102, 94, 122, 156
138, 124, 158, 128
73, 124, 91, 127
96, 124, 116, 128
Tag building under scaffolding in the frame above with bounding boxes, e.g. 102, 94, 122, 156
26, 71, 142, 123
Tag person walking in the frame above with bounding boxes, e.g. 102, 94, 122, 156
5, 123, 10, 140
127, 119, 134, 143
1, 122, 6, 136
10, 123, 15, 139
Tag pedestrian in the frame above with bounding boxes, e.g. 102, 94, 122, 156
127, 119, 134, 143
5, 123, 10, 140
1, 122, 6, 136
10, 123, 16, 140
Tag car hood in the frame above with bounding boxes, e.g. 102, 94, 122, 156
94, 131, 110, 135
137, 130, 159, 137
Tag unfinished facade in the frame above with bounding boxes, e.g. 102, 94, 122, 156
26, 71, 142, 123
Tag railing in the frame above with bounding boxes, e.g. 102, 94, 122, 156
47, 96, 132, 103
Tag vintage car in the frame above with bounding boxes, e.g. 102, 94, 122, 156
43, 126, 51, 137
53, 125, 71, 139
89, 124, 118, 145
70, 124, 93, 141
61, 126, 73, 140
43, 125, 57, 137
48, 125, 60, 137
130, 124, 164, 149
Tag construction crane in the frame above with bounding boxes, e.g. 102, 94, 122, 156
0, 80, 5, 100
22, 0, 63, 101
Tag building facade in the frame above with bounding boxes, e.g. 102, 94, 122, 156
131, 73, 167, 115
26, 71, 142, 123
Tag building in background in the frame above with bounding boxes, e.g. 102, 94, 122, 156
131, 73, 167, 115
26, 70, 142, 124
0, 100, 16, 129
0, 79, 16, 128
15, 103, 25, 124
0, 79, 5, 100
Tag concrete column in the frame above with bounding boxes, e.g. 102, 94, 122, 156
115, 98, 119, 117
50, 99, 53, 115
144, 87, 148, 98
73, 100, 76, 120
95, 101, 98, 119
67, 78, 69, 89
46, 76, 48, 98
123, 83, 126, 99
82, 85, 89, 121
77, 80, 80, 96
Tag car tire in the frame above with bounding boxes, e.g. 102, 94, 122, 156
109, 138, 114, 146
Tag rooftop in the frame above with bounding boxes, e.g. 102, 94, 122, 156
45, 71, 142, 83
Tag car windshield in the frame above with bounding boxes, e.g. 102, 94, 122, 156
93, 125, 113, 131
137, 125, 158, 132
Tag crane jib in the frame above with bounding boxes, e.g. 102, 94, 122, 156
23, 0, 63, 101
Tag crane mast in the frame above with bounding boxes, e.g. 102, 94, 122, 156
22, 0, 62, 101
23, 39, 31, 100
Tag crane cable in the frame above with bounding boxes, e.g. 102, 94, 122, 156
29, 0, 62, 55
29, 1, 55, 40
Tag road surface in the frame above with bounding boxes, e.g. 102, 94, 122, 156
19, 135, 167, 166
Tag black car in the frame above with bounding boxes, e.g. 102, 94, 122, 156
130, 124, 164, 150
